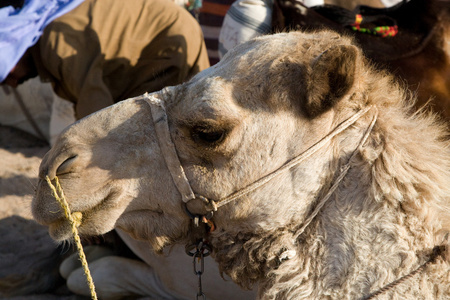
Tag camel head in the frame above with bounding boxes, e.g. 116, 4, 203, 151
33, 30, 366, 247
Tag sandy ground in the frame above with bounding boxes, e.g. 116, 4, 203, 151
0, 125, 85, 300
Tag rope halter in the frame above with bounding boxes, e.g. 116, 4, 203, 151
138, 90, 378, 221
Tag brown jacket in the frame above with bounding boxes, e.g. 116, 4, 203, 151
31, 0, 209, 119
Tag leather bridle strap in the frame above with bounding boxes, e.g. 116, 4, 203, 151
143, 91, 375, 213
143, 91, 196, 203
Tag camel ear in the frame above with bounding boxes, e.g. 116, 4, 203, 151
304, 45, 360, 118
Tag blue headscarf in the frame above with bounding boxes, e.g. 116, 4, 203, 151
0, 0, 85, 82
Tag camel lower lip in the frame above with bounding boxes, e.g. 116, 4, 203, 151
48, 218, 75, 241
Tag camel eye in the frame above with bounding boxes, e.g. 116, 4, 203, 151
192, 126, 227, 145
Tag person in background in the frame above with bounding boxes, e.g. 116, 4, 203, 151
195, 0, 236, 65
218, 0, 273, 60
0, 0, 210, 121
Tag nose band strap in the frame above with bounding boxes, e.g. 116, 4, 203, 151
142, 92, 196, 203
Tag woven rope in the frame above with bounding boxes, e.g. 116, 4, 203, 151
293, 107, 378, 239
361, 245, 446, 300
45, 176, 98, 300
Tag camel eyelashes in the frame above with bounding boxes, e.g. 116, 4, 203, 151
191, 126, 228, 145
56, 155, 78, 175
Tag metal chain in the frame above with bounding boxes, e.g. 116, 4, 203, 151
186, 240, 212, 300
193, 249, 206, 300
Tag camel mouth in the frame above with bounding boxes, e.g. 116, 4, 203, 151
47, 189, 121, 241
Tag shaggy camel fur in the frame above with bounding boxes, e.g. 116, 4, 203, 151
33, 30, 449, 299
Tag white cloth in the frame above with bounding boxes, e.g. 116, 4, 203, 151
218, 0, 273, 59
303, 0, 324, 6
380, 0, 405, 7
0, 0, 85, 82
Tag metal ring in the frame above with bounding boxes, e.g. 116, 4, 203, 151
185, 241, 212, 257
185, 243, 198, 257
183, 202, 197, 220
183, 202, 214, 220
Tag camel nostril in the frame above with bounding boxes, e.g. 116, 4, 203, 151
56, 155, 78, 176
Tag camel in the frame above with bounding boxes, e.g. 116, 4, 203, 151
33, 30, 450, 299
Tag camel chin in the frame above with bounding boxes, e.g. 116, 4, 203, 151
48, 219, 75, 241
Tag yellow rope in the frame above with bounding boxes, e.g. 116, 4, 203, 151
45, 175, 98, 300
